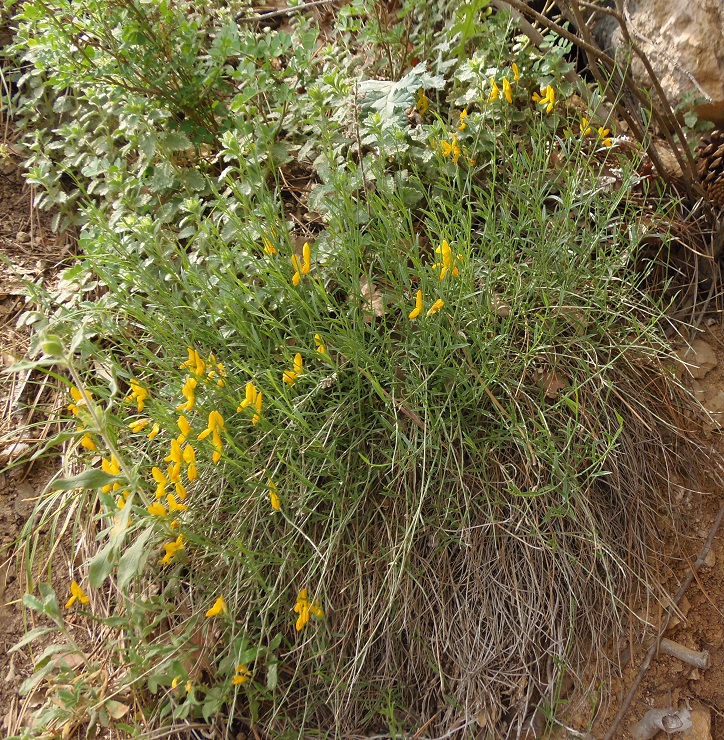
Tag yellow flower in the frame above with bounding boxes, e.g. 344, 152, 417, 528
177, 415, 191, 444
175, 481, 188, 500
314, 334, 326, 357
597, 126, 613, 147
177, 376, 198, 412
232, 664, 252, 686
164, 438, 183, 481
512, 62, 519, 82
167, 493, 188, 512
205, 594, 227, 618
502, 78, 513, 104
180, 347, 206, 377
101, 456, 121, 494
262, 236, 277, 255
291, 242, 312, 286
237, 382, 262, 424
488, 78, 500, 103
294, 588, 323, 631
457, 109, 468, 131
80, 433, 97, 451
147, 500, 167, 516
128, 418, 150, 434
440, 134, 461, 164
183, 444, 197, 481
269, 479, 281, 511
581, 117, 593, 136
186, 680, 192, 694
416, 88, 430, 115
65, 580, 89, 609
291, 255, 302, 286
408, 289, 423, 320
152, 466, 169, 498
124, 379, 148, 412
68, 386, 92, 416
160, 535, 185, 565
533, 85, 555, 114
433, 240, 462, 280
283, 353, 303, 386
171, 676, 182, 690
198, 411, 225, 464
147, 422, 160, 440
427, 299, 445, 316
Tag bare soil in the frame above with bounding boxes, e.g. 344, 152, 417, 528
0, 144, 70, 736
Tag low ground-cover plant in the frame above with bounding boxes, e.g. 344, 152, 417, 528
5, 0, 703, 736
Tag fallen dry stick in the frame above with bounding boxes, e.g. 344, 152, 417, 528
659, 637, 711, 669
630, 707, 692, 740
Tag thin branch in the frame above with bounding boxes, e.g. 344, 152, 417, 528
235, 0, 340, 23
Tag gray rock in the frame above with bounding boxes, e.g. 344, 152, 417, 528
594, 0, 724, 108
13, 482, 37, 519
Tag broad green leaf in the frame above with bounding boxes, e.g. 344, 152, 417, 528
266, 660, 278, 690
51, 469, 121, 492
9, 626, 56, 653
88, 539, 117, 588
117, 527, 154, 589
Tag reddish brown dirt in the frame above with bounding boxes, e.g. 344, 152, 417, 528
0, 139, 69, 736
577, 323, 724, 740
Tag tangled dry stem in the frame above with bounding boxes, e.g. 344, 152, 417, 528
270, 357, 699, 737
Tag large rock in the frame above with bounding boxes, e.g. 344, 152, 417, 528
595, 0, 724, 110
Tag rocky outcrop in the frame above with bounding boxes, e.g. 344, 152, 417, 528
595, 0, 724, 112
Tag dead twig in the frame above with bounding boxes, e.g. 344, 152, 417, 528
235, 0, 339, 23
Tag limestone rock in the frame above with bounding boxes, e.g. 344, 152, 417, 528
596, 0, 724, 108
681, 706, 712, 740
676, 339, 717, 379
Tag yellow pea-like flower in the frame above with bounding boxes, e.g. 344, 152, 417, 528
65, 580, 90, 609
205, 595, 227, 618
427, 299, 445, 316
502, 78, 513, 104
409, 289, 423, 320
167, 493, 188, 512
147, 500, 167, 516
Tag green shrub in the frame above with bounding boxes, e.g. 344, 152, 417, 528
7, 0, 697, 736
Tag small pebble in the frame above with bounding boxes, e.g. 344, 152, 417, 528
13, 482, 36, 519
15, 231, 29, 243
